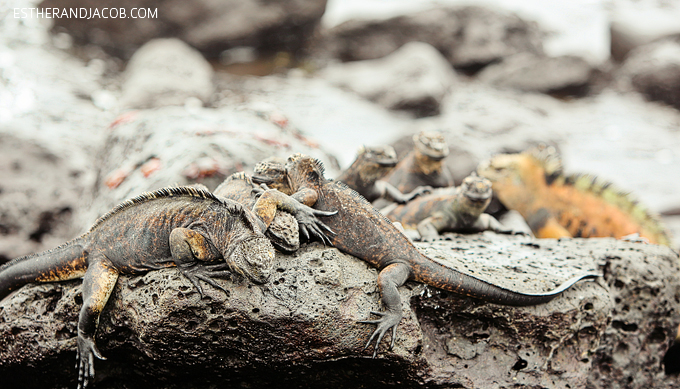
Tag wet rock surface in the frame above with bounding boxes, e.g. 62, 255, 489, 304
317, 5, 544, 70
477, 53, 594, 96
119, 38, 215, 109
5, 234, 676, 389
320, 42, 457, 117
618, 38, 680, 111
38, 0, 328, 58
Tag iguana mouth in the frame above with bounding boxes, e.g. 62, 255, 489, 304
375, 159, 398, 167
465, 192, 492, 203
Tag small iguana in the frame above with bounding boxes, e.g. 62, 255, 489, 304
255, 153, 599, 357
0, 186, 333, 389
477, 145, 672, 246
383, 173, 521, 241
379, 130, 454, 195
336, 145, 431, 204
214, 172, 300, 253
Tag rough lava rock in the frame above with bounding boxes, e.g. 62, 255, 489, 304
119, 38, 215, 109
317, 5, 544, 71
320, 42, 458, 117
617, 38, 680, 111
39, 0, 329, 58
89, 105, 339, 222
2, 233, 679, 388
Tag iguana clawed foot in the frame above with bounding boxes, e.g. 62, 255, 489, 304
76, 336, 105, 389
358, 310, 402, 358
179, 262, 233, 297
293, 205, 337, 246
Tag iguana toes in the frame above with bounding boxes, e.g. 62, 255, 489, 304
0, 187, 276, 389
477, 145, 672, 246
336, 146, 431, 203
379, 130, 454, 196
214, 171, 300, 253
383, 173, 522, 241
280, 153, 599, 357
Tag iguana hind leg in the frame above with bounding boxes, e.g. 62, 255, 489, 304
169, 227, 230, 296
77, 258, 119, 389
358, 262, 410, 358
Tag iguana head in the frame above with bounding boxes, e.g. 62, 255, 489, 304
253, 157, 292, 195
353, 145, 398, 182
413, 130, 449, 160
227, 235, 275, 284
458, 173, 493, 212
477, 145, 562, 190
285, 153, 327, 190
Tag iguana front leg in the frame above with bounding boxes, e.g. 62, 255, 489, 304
170, 228, 229, 296
359, 262, 410, 358
416, 212, 449, 242
474, 214, 526, 235
77, 258, 119, 389
254, 189, 336, 244
375, 181, 432, 204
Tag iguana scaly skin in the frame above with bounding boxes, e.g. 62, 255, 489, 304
0, 187, 276, 389
379, 130, 454, 195
214, 171, 300, 253
477, 145, 672, 246
337, 145, 431, 203
383, 173, 521, 241
267, 153, 598, 357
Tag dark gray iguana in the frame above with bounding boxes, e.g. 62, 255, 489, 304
254, 153, 599, 357
0, 186, 334, 389
382, 173, 523, 241
336, 145, 431, 204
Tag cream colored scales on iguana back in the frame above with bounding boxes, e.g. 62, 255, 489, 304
477, 145, 672, 247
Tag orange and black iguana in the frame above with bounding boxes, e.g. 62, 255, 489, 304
379, 130, 454, 195
477, 145, 672, 246
254, 153, 599, 357
382, 173, 522, 241
0, 186, 334, 389
336, 145, 431, 203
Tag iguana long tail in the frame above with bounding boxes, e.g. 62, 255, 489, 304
411, 255, 598, 306
0, 238, 88, 300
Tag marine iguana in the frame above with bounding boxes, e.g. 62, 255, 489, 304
0, 185, 333, 389
255, 153, 599, 357
214, 170, 300, 253
477, 145, 672, 246
336, 145, 432, 204
379, 130, 454, 196
383, 173, 521, 241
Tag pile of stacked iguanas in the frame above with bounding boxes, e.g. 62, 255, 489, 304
1, 130, 671, 388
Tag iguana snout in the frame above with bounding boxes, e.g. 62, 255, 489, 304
229, 236, 275, 284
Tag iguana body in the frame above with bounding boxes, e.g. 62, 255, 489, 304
383, 174, 519, 241
379, 130, 454, 195
477, 145, 672, 246
265, 153, 598, 356
336, 146, 430, 203
0, 185, 333, 389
